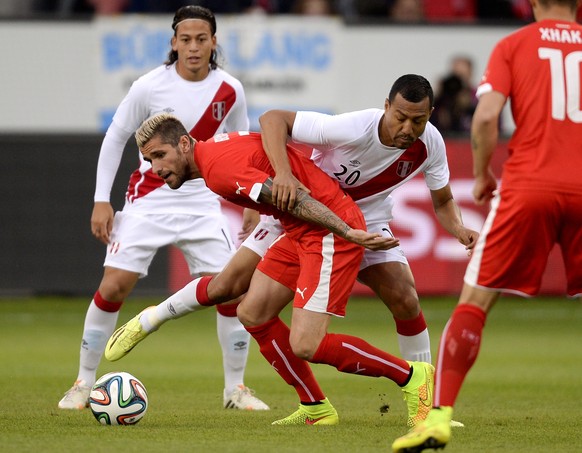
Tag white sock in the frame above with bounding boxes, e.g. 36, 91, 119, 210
397, 328, 432, 363
216, 311, 250, 395
77, 300, 119, 386
142, 277, 209, 333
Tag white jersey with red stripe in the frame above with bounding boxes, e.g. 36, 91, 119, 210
94, 63, 249, 215
292, 109, 449, 223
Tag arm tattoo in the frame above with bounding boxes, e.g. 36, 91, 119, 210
258, 177, 351, 238
292, 191, 351, 238
259, 177, 274, 201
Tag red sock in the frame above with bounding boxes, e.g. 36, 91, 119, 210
93, 290, 123, 312
245, 317, 325, 403
196, 276, 213, 306
394, 311, 427, 335
216, 302, 238, 317
435, 304, 486, 407
311, 333, 410, 385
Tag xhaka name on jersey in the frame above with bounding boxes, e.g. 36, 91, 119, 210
539, 26, 582, 44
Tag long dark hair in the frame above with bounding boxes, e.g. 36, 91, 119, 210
165, 5, 221, 70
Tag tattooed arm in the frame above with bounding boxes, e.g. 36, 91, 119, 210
258, 178, 397, 251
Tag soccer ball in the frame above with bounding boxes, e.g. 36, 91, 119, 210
89, 372, 148, 425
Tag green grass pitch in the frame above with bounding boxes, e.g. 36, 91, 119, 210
1, 295, 581, 452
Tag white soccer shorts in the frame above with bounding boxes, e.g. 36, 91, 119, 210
104, 211, 235, 277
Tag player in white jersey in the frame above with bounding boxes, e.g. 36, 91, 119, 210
235, 74, 477, 424
248, 74, 477, 366
58, 5, 268, 412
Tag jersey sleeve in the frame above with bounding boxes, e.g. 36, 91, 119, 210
291, 110, 367, 148
93, 77, 151, 202
476, 38, 512, 99
225, 79, 250, 132
110, 77, 152, 135
94, 122, 133, 202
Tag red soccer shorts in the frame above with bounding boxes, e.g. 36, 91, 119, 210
464, 187, 582, 297
257, 205, 365, 316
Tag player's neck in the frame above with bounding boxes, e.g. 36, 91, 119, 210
175, 62, 211, 82
189, 140, 202, 180
377, 115, 394, 147
535, 6, 577, 23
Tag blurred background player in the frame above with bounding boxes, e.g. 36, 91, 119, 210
393, 0, 582, 450
58, 5, 268, 412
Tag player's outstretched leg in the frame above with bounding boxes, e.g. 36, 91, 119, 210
392, 406, 453, 453
105, 307, 157, 361
105, 276, 220, 361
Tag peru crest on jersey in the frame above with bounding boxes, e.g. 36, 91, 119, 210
212, 101, 226, 121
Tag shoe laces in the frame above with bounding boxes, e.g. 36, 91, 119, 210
234, 385, 259, 401
62, 380, 90, 399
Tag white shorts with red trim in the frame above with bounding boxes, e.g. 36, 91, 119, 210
104, 211, 235, 278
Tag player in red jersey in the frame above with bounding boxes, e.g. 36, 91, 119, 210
107, 76, 476, 427
393, 0, 582, 450
58, 6, 268, 412
111, 112, 436, 428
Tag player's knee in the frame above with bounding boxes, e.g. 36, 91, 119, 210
97, 282, 130, 303
382, 290, 420, 319
237, 301, 280, 328
236, 301, 258, 327
98, 270, 136, 301
289, 336, 317, 361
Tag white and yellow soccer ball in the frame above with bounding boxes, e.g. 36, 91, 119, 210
89, 372, 148, 425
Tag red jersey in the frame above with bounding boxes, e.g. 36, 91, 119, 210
193, 132, 355, 237
477, 19, 582, 194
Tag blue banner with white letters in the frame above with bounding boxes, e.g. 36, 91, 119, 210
95, 15, 341, 132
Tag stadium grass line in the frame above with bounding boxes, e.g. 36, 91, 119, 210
0, 296, 581, 452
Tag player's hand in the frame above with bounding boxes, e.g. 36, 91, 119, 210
456, 227, 479, 256
473, 169, 497, 206
345, 229, 400, 251
272, 171, 310, 211
91, 202, 114, 245
238, 208, 260, 243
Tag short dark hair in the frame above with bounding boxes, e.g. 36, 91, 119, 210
165, 5, 221, 69
388, 74, 434, 109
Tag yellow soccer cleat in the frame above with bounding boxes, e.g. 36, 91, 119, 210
105, 307, 156, 361
392, 406, 453, 453
271, 397, 339, 426
401, 361, 435, 429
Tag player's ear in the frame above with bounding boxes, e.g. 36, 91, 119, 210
179, 134, 191, 154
